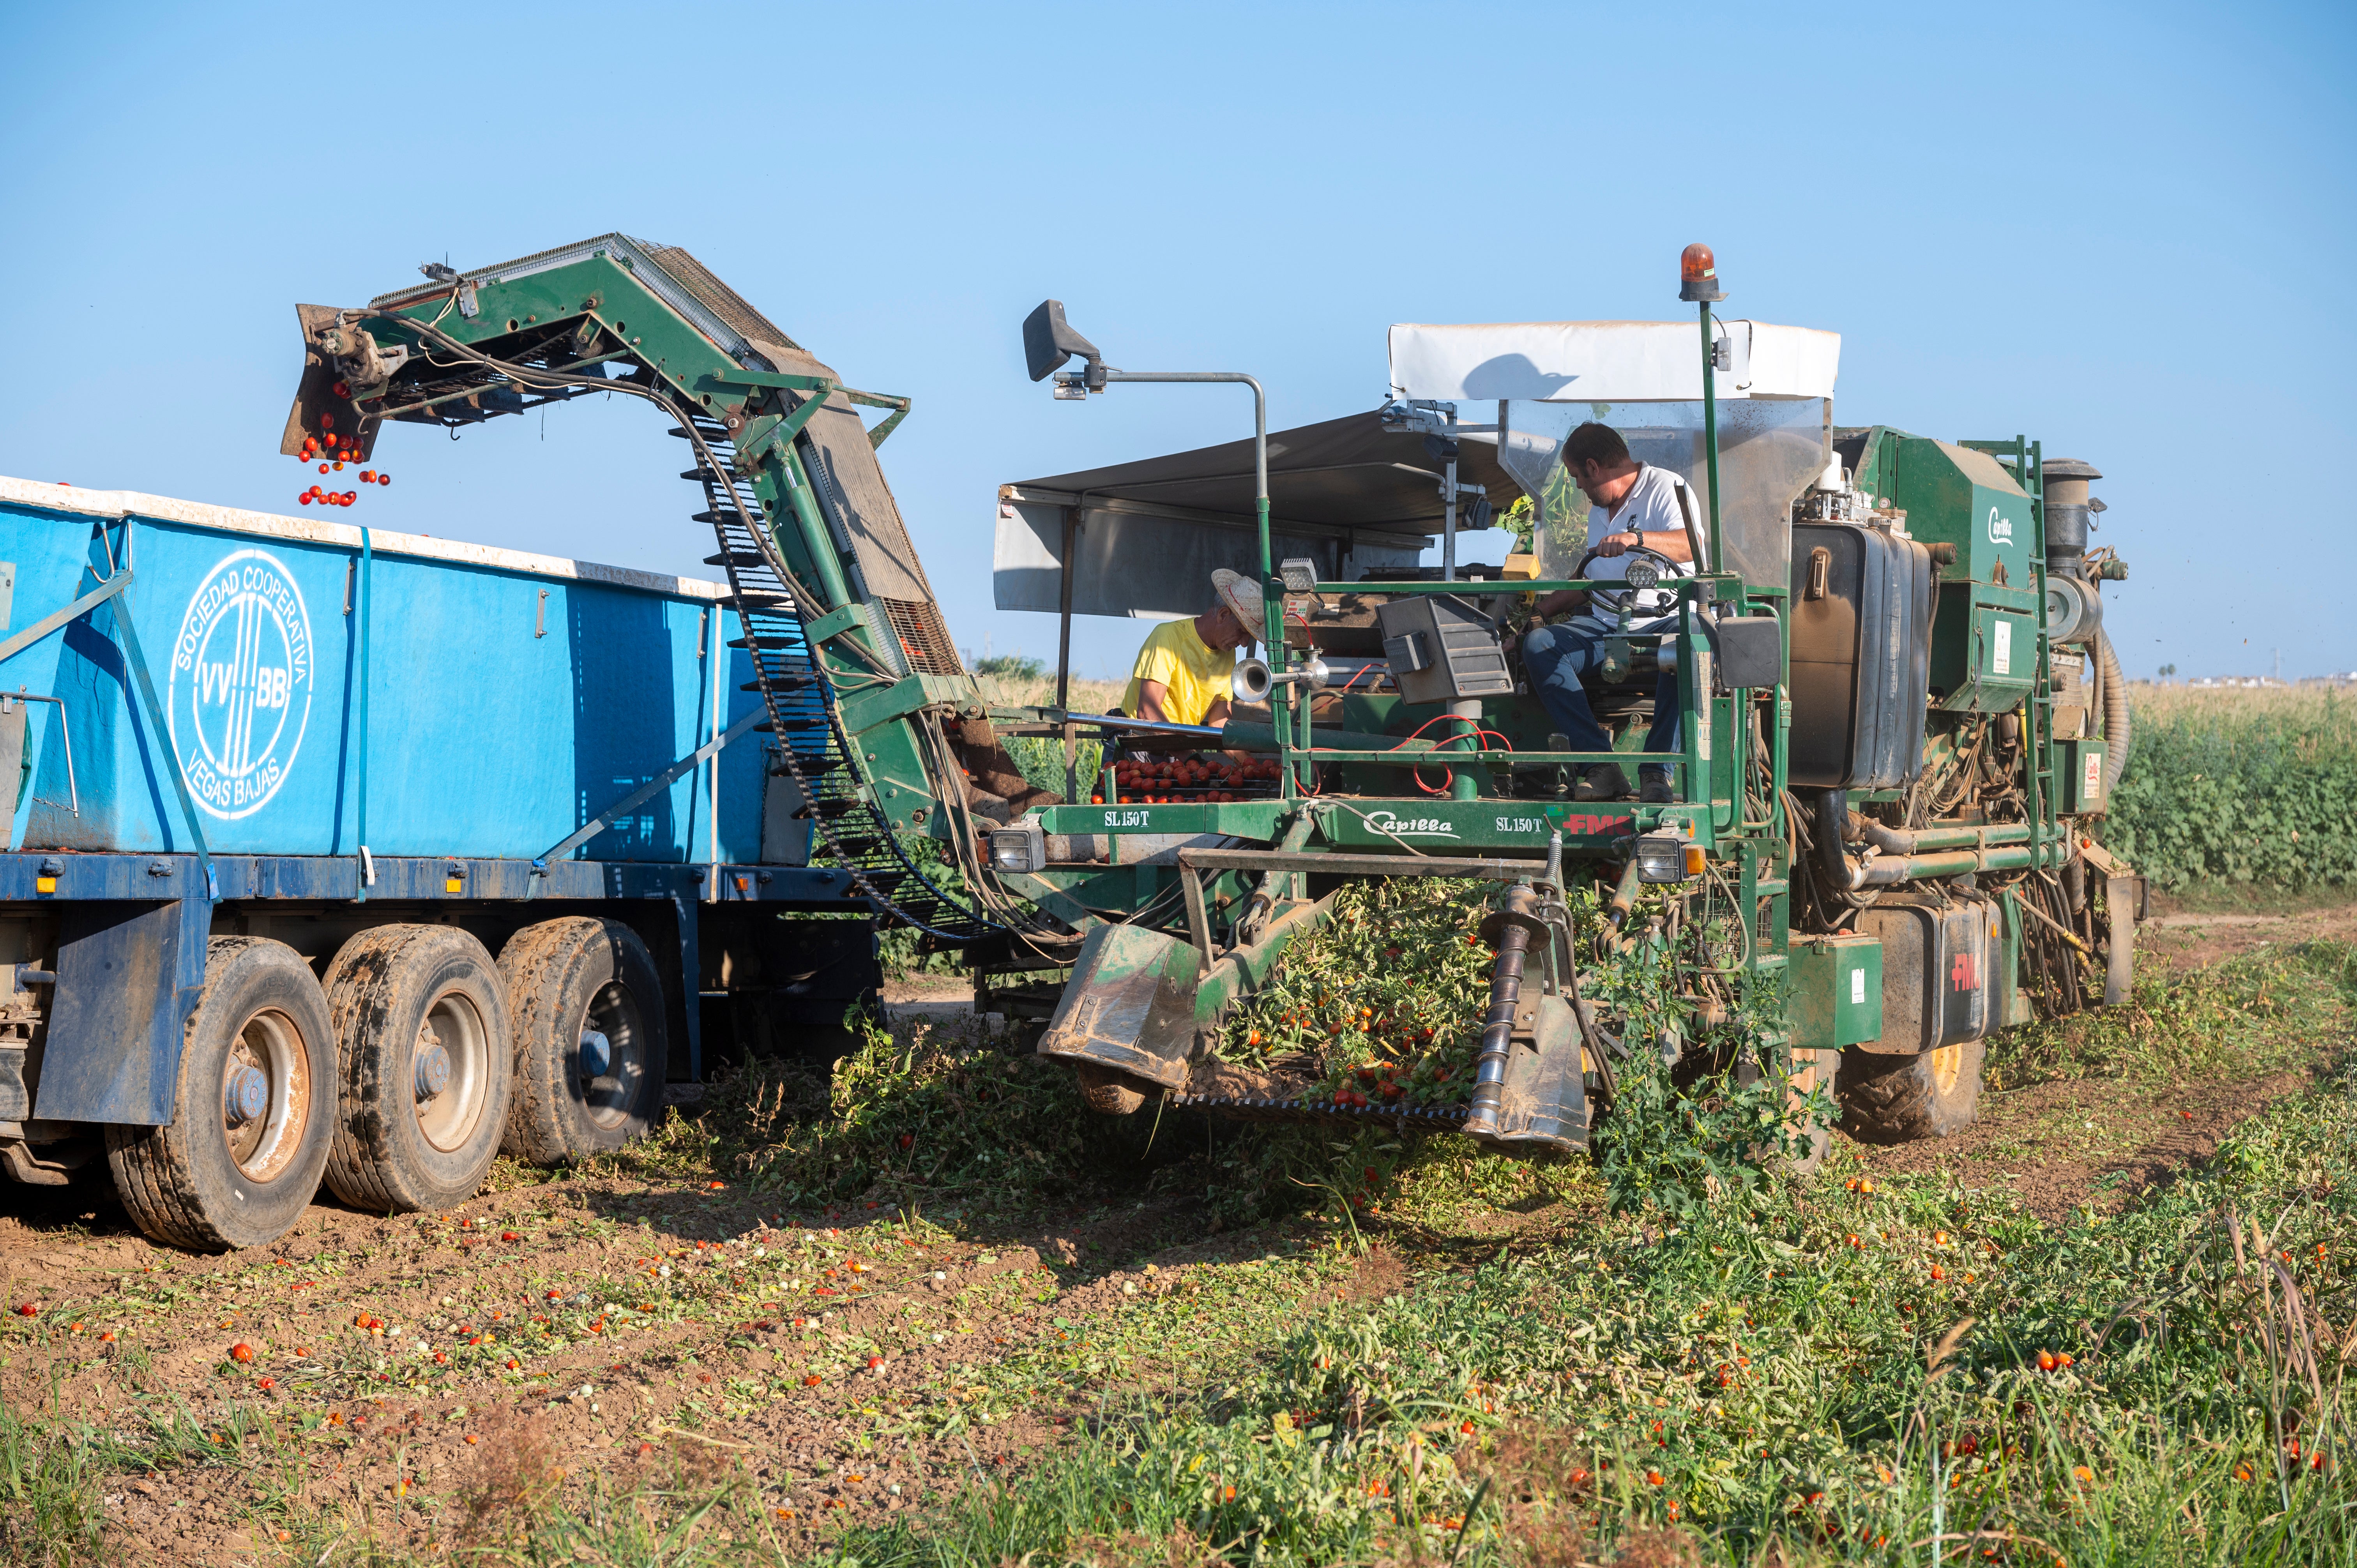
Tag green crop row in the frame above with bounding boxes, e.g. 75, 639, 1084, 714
2101, 687, 2357, 889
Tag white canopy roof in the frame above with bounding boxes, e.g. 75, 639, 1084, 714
1387, 319, 1839, 404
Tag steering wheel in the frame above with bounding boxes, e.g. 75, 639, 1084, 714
1571, 542, 1682, 597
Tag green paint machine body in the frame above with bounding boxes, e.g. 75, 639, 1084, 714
290, 240, 2134, 1164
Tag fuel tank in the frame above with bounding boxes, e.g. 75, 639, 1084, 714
1787, 521, 1934, 790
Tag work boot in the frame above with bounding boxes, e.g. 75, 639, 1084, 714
1638, 772, 1675, 805
1573, 762, 1630, 802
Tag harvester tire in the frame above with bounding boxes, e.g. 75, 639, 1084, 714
1836, 1038, 1984, 1143
322, 925, 512, 1213
499, 918, 667, 1164
1073, 1062, 1149, 1116
106, 938, 337, 1252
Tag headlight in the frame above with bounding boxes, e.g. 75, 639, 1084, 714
1633, 830, 1692, 883
988, 821, 1046, 875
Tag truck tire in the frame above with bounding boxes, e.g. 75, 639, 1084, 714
1837, 1038, 1984, 1143
105, 938, 336, 1252
498, 918, 666, 1164
322, 925, 512, 1213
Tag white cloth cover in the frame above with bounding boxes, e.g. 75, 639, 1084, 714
1387, 320, 1839, 404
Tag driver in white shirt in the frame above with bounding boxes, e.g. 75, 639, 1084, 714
1517, 422, 1697, 803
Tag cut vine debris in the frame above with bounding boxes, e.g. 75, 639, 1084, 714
1210, 878, 1497, 1105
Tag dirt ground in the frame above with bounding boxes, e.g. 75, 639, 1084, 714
0, 1150, 1300, 1563
1860, 894, 2352, 1219
4, 905, 2350, 1563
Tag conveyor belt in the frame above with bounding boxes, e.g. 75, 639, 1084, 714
681, 416, 995, 942
1169, 1091, 1473, 1130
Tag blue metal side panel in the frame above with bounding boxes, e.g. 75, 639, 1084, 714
0, 501, 771, 864
0, 515, 118, 845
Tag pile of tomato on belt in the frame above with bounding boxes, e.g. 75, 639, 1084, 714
1103, 755, 1284, 804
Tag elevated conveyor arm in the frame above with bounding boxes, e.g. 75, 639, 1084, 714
286, 235, 1066, 946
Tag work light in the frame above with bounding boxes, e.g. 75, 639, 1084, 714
1633, 830, 1693, 883
988, 821, 1046, 875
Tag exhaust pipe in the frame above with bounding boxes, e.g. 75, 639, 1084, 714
2040, 458, 2102, 581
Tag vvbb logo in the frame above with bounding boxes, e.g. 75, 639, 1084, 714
168, 549, 315, 819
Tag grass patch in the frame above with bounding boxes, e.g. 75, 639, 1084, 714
2150, 880, 2357, 916
0, 1384, 108, 1567
21, 942, 2350, 1565
1988, 939, 2357, 1092
827, 1045, 2357, 1564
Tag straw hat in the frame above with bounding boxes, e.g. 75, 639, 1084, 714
1210, 568, 1265, 637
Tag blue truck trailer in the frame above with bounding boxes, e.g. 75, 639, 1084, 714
0, 472, 880, 1248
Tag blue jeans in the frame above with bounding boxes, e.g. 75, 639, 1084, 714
1520, 613, 1680, 781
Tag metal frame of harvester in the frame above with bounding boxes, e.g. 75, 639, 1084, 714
989, 249, 2140, 1163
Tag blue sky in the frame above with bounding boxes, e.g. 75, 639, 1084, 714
2, 1, 2349, 680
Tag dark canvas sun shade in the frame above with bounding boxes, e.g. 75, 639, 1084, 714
995, 409, 1528, 620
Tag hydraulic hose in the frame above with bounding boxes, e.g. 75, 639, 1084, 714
2096, 628, 2131, 792
1461, 895, 1535, 1140
1815, 788, 1856, 893
1604, 859, 1643, 930
1815, 786, 2050, 888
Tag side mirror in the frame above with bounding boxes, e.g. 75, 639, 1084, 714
1023, 300, 1103, 384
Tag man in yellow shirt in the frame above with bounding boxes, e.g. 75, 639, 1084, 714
1120, 569, 1263, 725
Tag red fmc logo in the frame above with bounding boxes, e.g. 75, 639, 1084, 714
1950, 951, 1981, 992
1560, 812, 1635, 837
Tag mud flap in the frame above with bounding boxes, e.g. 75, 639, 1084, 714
1036, 923, 1200, 1091
1472, 992, 1587, 1155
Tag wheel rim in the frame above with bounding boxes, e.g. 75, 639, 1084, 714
579, 980, 647, 1130
1928, 1043, 1964, 1097
413, 989, 491, 1153
222, 1009, 310, 1183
